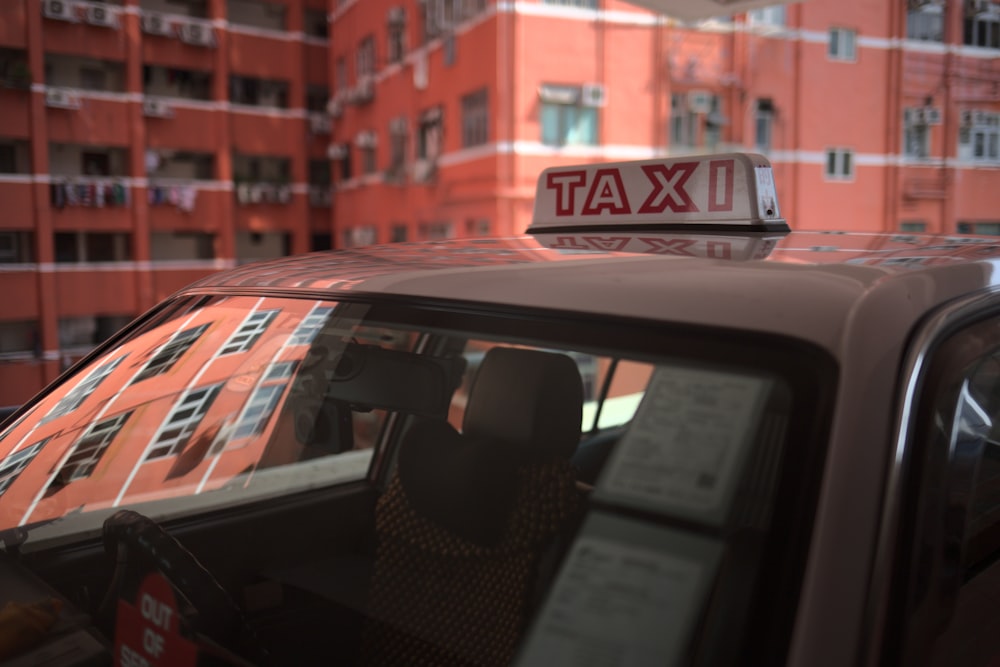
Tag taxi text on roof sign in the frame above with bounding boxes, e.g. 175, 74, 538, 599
529, 153, 788, 233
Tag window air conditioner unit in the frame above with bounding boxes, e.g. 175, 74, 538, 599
353, 75, 375, 104
960, 109, 973, 126
390, 117, 408, 135
143, 98, 173, 118
923, 107, 942, 125
412, 159, 436, 183
327, 144, 348, 160
387, 6, 406, 25
141, 13, 173, 36
45, 88, 81, 109
904, 107, 918, 124
581, 83, 607, 108
42, 0, 75, 21
178, 22, 215, 47
86, 4, 118, 28
309, 114, 332, 134
326, 98, 344, 118
687, 90, 712, 113
355, 131, 377, 149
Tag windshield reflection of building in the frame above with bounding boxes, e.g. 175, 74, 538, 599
0, 297, 337, 530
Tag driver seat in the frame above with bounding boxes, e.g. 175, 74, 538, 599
360, 346, 585, 667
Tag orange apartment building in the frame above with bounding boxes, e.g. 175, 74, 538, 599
1, 0, 999, 404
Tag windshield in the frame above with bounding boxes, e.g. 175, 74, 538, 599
0, 293, 834, 664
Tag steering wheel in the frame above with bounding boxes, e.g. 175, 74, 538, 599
100, 509, 269, 665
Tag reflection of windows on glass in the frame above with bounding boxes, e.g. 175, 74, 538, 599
420, 221, 453, 240
391, 224, 408, 243
755, 99, 774, 153
58, 412, 132, 481
148, 384, 223, 459
541, 84, 599, 148
903, 108, 934, 159
907, 5, 943, 41
825, 148, 854, 180
828, 27, 857, 61
900, 220, 927, 233
289, 305, 334, 346
44, 355, 126, 422
959, 111, 1000, 163
220, 309, 278, 355
964, 11, 1000, 48
461, 88, 489, 147
233, 382, 285, 440
133, 323, 209, 383
0, 439, 46, 496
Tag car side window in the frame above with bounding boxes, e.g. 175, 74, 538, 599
895, 317, 1000, 667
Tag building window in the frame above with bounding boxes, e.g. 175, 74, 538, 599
220, 310, 277, 355
0, 231, 34, 263
542, 0, 598, 7
420, 221, 453, 240
466, 218, 491, 236
670, 91, 721, 150
958, 221, 1000, 235
825, 148, 854, 180
964, 12, 1000, 48
540, 84, 599, 148
747, 5, 786, 27
754, 99, 775, 152
148, 384, 223, 459
387, 117, 408, 181
901, 221, 927, 233
53, 413, 131, 483
391, 224, 409, 243
907, 5, 943, 41
306, 85, 329, 113
903, 108, 933, 159
0, 440, 46, 496
304, 8, 328, 38
417, 108, 443, 160
357, 35, 376, 78
133, 323, 209, 383
461, 88, 489, 147
959, 111, 1000, 163
54, 232, 131, 263
229, 75, 289, 108
335, 57, 348, 95
343, 226, 378, 248
828, 27, 857, 61
388, 8, 406, 64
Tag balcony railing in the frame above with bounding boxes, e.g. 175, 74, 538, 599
50, 177, 131, 209
235, 182, 291, 205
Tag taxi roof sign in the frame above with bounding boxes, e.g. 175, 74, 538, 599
528, 153, 788, 234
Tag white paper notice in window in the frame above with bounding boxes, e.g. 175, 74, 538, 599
595, 365, 772, 525
515, 513, 721, 667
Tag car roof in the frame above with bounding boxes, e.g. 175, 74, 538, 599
183, 231, 1000, 359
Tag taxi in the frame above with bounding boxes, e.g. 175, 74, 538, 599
0, 152, 998, 667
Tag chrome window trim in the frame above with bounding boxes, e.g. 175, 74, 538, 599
862, 286, 1000, 666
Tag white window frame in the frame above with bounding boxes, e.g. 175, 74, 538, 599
959, 112, 1000, 164
289, 305, 333, 346
59, 413, 131, 481
828, 27, 857, 62
0, 439, 47, 495
44, 354, 125, 422
147, 383, 222, 459
232, 382, 285, 441
220, 309, 278, 355
824, 147, 855, 181
134, 323, 208, 383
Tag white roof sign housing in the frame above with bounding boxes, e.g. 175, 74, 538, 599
529, 153, 787, 233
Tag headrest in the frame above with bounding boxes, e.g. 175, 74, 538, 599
397, 420, 518, 547
462, 347, 583, 461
